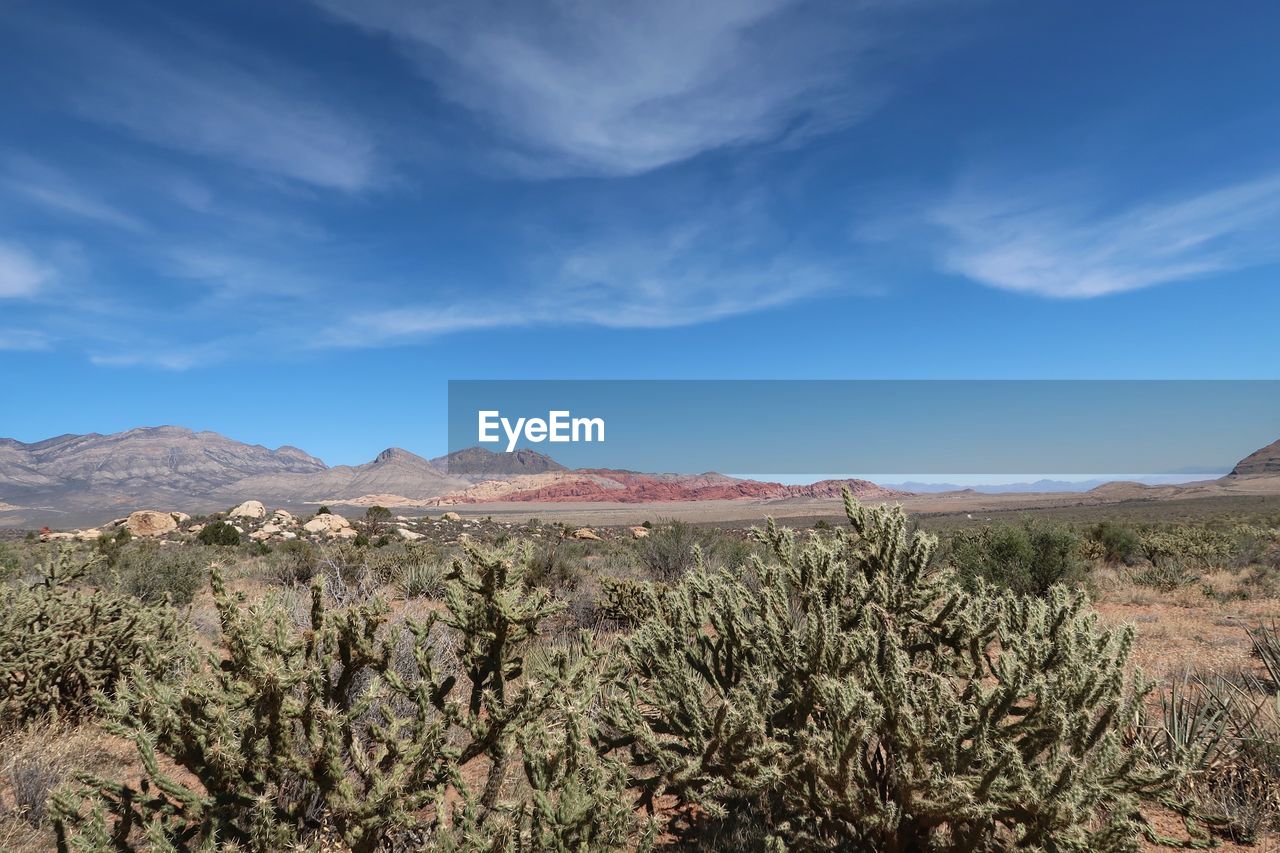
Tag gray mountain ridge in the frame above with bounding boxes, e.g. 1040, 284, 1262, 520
2, 425, 1277, 528
0, 426, 562, 525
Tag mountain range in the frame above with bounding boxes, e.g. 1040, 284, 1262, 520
0, 426, 903, 526
3, 426, 1278, 528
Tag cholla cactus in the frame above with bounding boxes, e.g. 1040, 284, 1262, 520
0, 549, 184, 727
1139, 527, 1236, 569
52, 540, 639, 852
606, 491, 1173, 850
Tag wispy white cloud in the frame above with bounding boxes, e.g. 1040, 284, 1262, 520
0, 328, 50, 351
312, 0, 892, 176
88, 351, 201, 371
929, 173, 1280, 298
57, 23, 378, 192
0, 242, 53, 298
322, 204, 836, 347
1, 154, 147, 232
544, 223, 834, 327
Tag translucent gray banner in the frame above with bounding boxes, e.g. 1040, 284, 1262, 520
446, 380, 1279, 478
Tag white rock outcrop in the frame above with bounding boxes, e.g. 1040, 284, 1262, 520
303, 513, 351, 534
228, 500, 267, 520
126, 510, 178, 537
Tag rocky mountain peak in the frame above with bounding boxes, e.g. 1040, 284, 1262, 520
1231, 437, 1280, 477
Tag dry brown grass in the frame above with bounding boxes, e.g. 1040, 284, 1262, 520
0, 723, 137, 852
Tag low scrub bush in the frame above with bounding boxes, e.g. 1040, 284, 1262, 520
113, 541, 210, 605
1093, 521, 1143, 565
0, 541, 20, 583
197, 519, 241, 547
638, 518, 701, 582
0, 550, 187, 727
272, 539, 319, 586
397, 560, 446, 599
946, 518, 1086, 595
1132, 558, 1201, 592
527, 537, 589, 593
604, 492, 1172, 849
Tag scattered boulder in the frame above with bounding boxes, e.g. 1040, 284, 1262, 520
395, 527, 423, 542
630, 525, 650, 539
126, 510, 178, 537
74, 528, 103, 542
41, 531, 78, 542
171, 512, 191, 524
248, 523, 284, 542
228, 500, 267, 520
280, 531, 297, 541
303, 513, 351, 534
441, 511, 462, 522
572, 527, 601, 541
334, 528, 360, 540
271, 509, 296, 526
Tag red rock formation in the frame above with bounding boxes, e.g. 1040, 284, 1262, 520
442, 470, 907, 504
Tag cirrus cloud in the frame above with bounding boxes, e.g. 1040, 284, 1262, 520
311, 0, 897, 176
930, 172, 1280, 298
0, 242, 53, 298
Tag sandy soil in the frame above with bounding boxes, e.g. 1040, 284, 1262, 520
376, 486, 1280, 530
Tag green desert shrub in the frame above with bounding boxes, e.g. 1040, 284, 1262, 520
397, 560, 447, 599
114, 541, 210, 606
53, 541, 643, 852
197, 519, 241, 547
1132, 558, 1201, 592
0, 541, 19, 583
93, 527, 132, 567
947, 519, 1086, 596
1092, 521, 1143, 565
271, 539, 319, 586
638, 519, 702, 582
0, 550, 187, 727
527, 537, 589, 593
604, 492, 1172, 850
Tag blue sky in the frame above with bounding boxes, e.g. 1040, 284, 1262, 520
2, 0, 1278, 465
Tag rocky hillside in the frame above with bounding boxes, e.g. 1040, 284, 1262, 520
0, 427, 328, 520
0, 427, 324, 488
435, 469, 904, 504
0, 428, 529, 525
4, 426, 905, 525
1231, 438, 1280, 477
437, 446, 566, 479
222, 447, 471, 505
